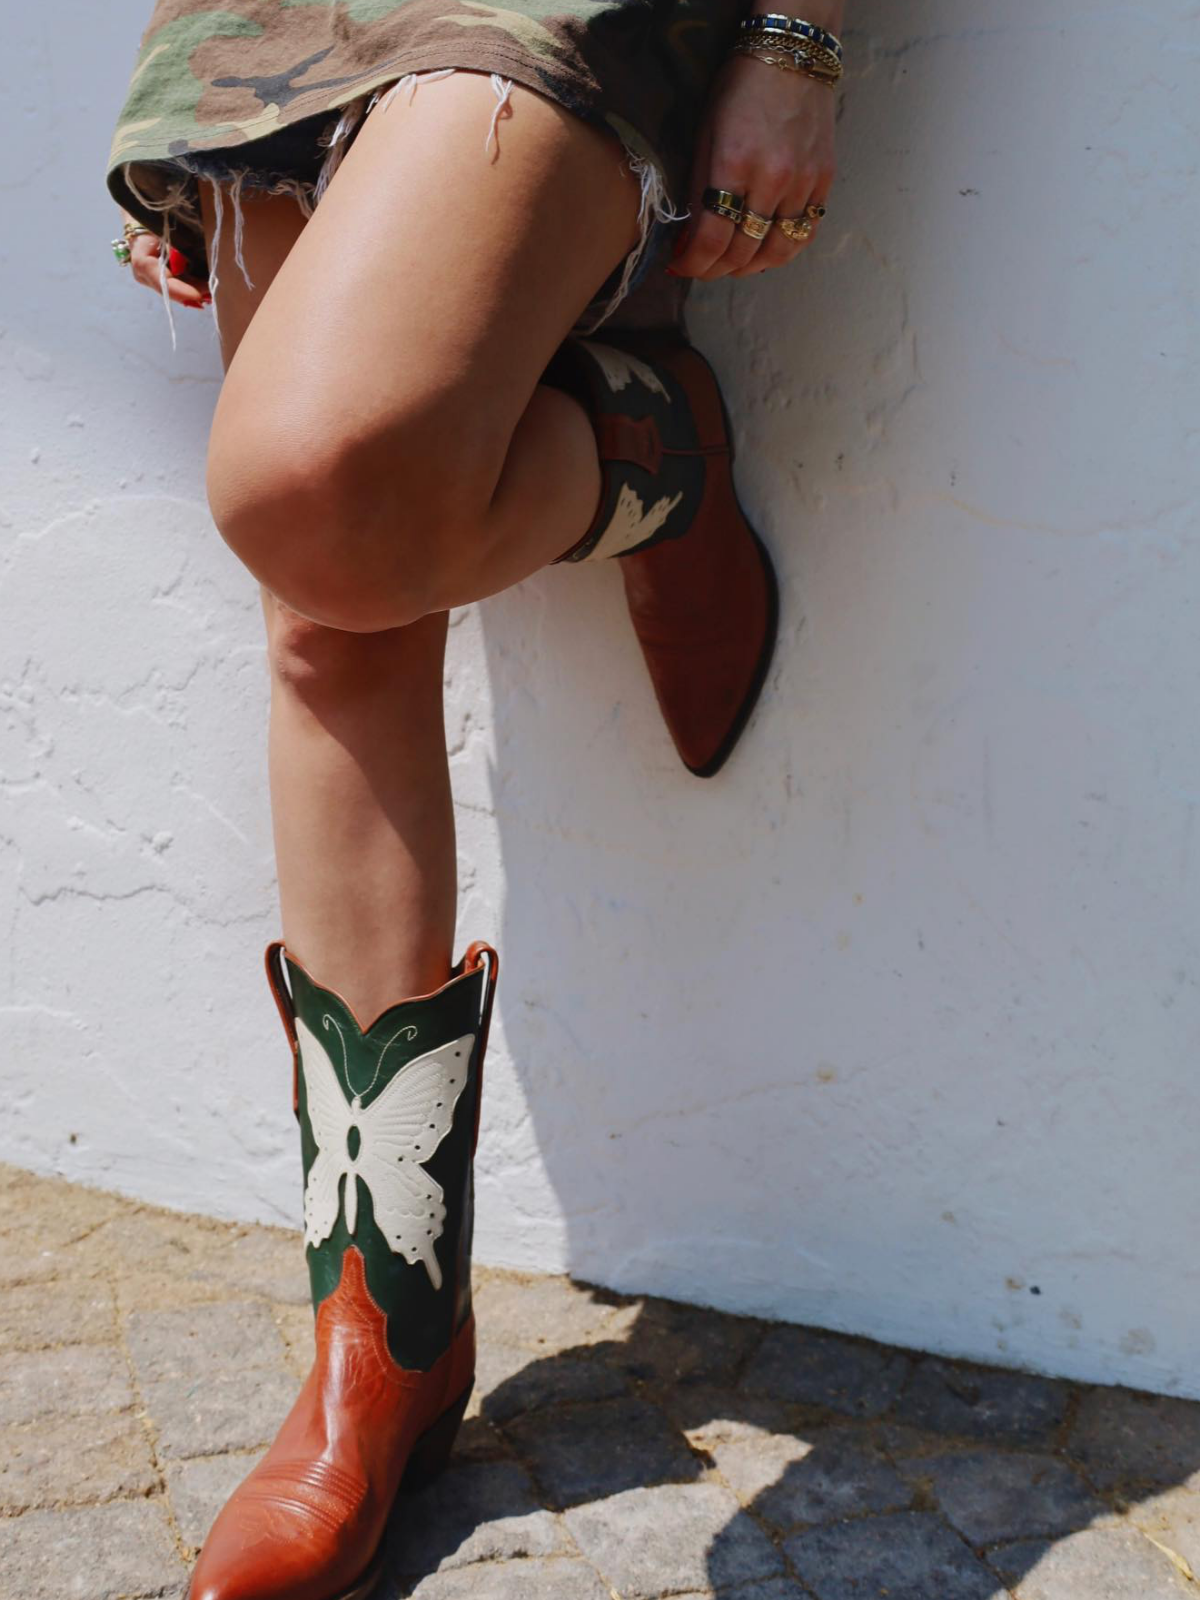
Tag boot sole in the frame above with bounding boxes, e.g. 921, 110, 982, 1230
245, 1382, 475, 1600
686, 359, 781, 779
685, 527, 780, 779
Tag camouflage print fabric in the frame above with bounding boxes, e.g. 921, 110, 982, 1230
106, 0, 738, 274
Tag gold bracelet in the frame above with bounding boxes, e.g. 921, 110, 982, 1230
735, 29, 842, 78
732, 43, 840, 86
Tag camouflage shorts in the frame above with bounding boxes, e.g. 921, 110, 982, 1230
106, 0, 738, 311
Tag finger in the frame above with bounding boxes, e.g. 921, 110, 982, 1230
130, 238, 210, 306
671, 130, 744, 280
701, 178, 786, 280
735, 182, 818, 277
736, 169, 832, 277
672, 204, 739, 279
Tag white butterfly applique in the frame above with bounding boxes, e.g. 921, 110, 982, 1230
298, 1016, 474, 1290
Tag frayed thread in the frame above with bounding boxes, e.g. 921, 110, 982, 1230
577, 147, 684, 332
206, 179, 225, 340
229, 171, 254, 291
485, 75, 513, 158
313, 97, 369, 205
369, 67, 456, 116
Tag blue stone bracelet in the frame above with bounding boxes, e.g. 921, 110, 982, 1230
737, 13, 844, 61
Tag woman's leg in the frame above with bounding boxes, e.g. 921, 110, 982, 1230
203, 191, 458, 1018
206, 71, 642, 633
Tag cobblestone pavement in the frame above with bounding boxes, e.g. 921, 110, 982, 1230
3, 1165, 1200, 1600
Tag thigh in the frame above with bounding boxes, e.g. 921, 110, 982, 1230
210, 73, 641, 469
200, 188, 309, 371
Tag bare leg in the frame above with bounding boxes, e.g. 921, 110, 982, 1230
203, 193, 456, 1016
206, 73, 642, 632
203, 76, 643, 1010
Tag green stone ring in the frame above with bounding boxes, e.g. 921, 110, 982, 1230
111, 238, 132, 265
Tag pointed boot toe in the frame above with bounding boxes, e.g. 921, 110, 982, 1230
620, 505, 778, 778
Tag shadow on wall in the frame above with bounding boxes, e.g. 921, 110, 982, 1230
471, 0, 930, 1353
374, 1283, 1200, 1597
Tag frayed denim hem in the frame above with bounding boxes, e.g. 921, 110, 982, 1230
122, 70, 680, 348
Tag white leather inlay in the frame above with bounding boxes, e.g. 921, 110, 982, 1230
299, 1018, 474, 1290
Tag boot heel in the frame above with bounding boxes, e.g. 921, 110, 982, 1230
401, 1383, 473, 1492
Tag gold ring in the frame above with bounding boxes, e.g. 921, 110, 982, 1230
804, 202, 827, 220
703, 187, 745, 223
739, 208, 774, 241
778, 215, 815, 243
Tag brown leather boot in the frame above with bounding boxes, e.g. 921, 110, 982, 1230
188, 940, 499, 1600
549, 331, 778, 777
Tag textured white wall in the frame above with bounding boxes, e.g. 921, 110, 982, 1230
4, 1, 1199, 1397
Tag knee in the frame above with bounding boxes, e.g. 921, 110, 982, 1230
266, 599, 447, 712
207, 395, 500, 632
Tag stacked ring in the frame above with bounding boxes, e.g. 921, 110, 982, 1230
702, 187, 745, 222
739, 208, 774, 241
777, 215, 815, 243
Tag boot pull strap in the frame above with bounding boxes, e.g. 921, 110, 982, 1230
462, 940, 499, 1154
264, 941, 301, 1117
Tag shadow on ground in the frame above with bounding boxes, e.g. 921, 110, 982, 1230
2, 1167, 1200, 1600
375, 1277, 1200, 1599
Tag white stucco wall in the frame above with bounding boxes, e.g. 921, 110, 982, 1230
4, 1, 1199, 1396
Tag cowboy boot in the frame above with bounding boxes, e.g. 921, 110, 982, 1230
548, 330, 778, 778
188, 939, 499, 1600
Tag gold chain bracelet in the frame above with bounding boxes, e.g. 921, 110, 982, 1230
736, 27, 842, 77
731, 41, 841, 85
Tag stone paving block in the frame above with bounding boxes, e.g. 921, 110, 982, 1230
0, 1232, 110, 1288
785, 1510, 1005, 1600
0, 1177, 130, 1255
403, 1556, 611, 1600
272, 1300, 315, 1378
99, 1211, 249, 1310
143, 1364, 298, 1458
0, 1497, 186, 1600
565, 1481, 784, 1597
454, 1414, 509, 1461
474, 1342, 628, 1424
387, 1459, 572, 1578
0, 1343, 132, 1425
741, 1326, 910, 1419
166, 1451, 264, 1552
0, 1412, 156, 1513
605, 1296, 764, 1387
895, 1356, 1070, 1444
663, 1588, 806, 1600
1068, 1386, 1200, 1492
0, 1278, 116, 1351
707, 1425, 910, 1531
987, 1526, 1193, 1598
899, 1448, 1105, 1545
669, 1385, 796, 1444
126, 1298, 288, 1386
505, 1395, 699, 1507
191, 1225, 311, 1305
471, 1271, 639, 1354
1131, 1487, 1200, 1578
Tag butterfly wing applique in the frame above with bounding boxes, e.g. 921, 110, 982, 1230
297, 1017, 356, 1250
356, 1033, 475, 1290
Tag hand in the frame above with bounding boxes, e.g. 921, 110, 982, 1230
122, 220, 210, 309
671, 50, 837, 280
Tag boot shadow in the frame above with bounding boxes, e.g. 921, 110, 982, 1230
374, 1288, 1200, 1598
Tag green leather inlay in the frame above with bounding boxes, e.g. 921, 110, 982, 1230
550, 334, 707, 561
289, 958, 486, 1372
